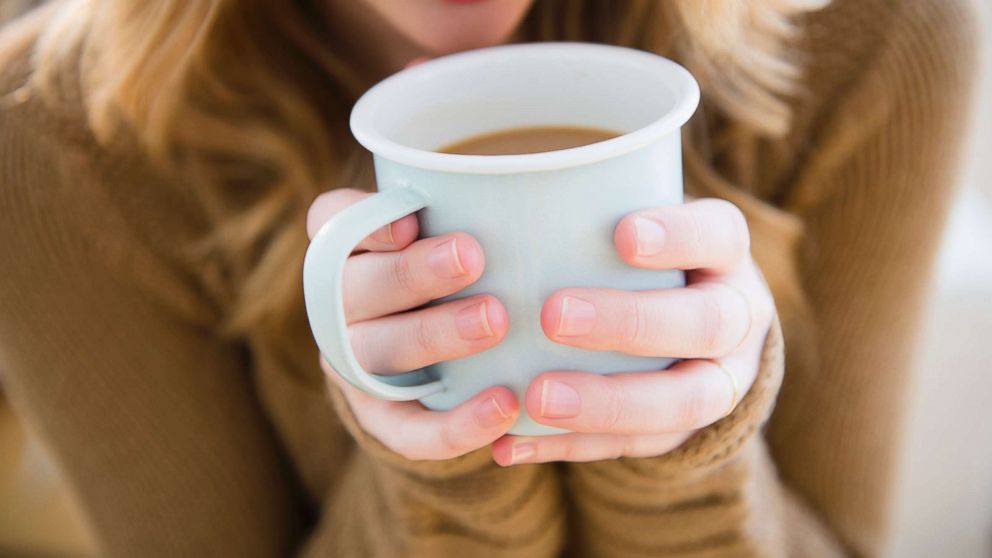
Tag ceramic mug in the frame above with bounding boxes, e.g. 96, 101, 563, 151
303, 42, 699, 435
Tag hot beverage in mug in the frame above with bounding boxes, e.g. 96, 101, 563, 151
440, 125, 621, 155
303, 43, 699, 435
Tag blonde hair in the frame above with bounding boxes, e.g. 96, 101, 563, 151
6, 0, 827, 353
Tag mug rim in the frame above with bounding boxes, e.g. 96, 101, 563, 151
349, 42, 700, 175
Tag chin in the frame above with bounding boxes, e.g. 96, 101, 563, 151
372, 0, 534, 54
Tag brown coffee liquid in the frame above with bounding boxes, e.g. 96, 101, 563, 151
438, 125, 621, 155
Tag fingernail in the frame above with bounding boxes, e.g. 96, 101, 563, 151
475, 396, 511, 428
633, 216, 665, 256
510, 442, 536, 464
540, 380, 581, 418
456, 300, 495, 340
428, 238, 466, 278
370, 222, 394, 245
557, 296, 596, 337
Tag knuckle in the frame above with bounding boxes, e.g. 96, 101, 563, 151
560, 439, 584, 462
335, 187, 366, 201
750, 283, 776, 327
600, 380, 626, 432
346, 326, 368, 367
694, 199, 750, 266
698, 288, 739, 356
389, 251, 418, 293
437, 420, 466, 459
723, 203, 751, 262
312, 189, 361, 214
312, 189, 342, 206
707, 197, 741, 220
675, 382, 712, 429
354, 408, 411, 458
414, 313, 441, 359
625, 435, 656, 458
347, 324, 390, 372
723, 284, 756, 345
306, 192, 335, 237
681, 210, 707, 263
756, 295, 775, 328
620, 292, 645, 349
697, 292, 723, 355
309, 190, 335, 213
614, 436, 631, 459
391, 422, 429, 461
319, 356, 334, 375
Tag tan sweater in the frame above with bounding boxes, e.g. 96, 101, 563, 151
0, 1, 980, 556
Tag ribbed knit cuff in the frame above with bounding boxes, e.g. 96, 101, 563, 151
573, 314, 785, 484
324, 382, 567, 556
326, 383, 498, 480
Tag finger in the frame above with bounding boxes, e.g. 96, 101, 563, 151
307, 189, 419, 252
491, 431, 693, 466
404, 56, 430, 68
613, 198, 750, 273
522, 359, 748, 435
322, 359, 518, 461
541, 282, 751, 358
348, 294, 508, 374
343, 231, 485, 322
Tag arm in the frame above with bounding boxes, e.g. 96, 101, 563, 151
0, 99, 564, 558
297, 190, 565, 557
0, 105, 304, 556
493, 211, 836, 557
299, 385, 565, 557
559, 320, 852, 557
768, 1, 983, 554
502, 0, 982, 556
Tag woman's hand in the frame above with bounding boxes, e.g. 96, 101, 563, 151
307, 189, 519, 460
491, 198, 775, 465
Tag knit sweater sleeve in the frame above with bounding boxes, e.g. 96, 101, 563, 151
559, 1, 981, 556
560, 318, 838, 557
0, 95, 567, 558
767, 1, 982, 555
299, 385, 565, 557
0, 100, 306, 554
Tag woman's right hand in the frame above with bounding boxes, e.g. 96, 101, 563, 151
307, 188, 518, 461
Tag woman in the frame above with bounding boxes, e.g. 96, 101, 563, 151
0, 0, 979, 556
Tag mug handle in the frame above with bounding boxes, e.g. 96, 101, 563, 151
303, 187, 445, 400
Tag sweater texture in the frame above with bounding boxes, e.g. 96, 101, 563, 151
0, 0, 981, 556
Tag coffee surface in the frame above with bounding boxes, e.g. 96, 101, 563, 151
439, 125, 620, 155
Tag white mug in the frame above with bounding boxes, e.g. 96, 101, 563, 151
304, 42, 699, 435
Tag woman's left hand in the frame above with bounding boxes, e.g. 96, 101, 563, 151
491, 198, 775, 465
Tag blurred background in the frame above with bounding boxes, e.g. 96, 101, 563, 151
1, 1, 990, 557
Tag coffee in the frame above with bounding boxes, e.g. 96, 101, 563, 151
311, 43, 697, 435
439, 125, 621, 155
